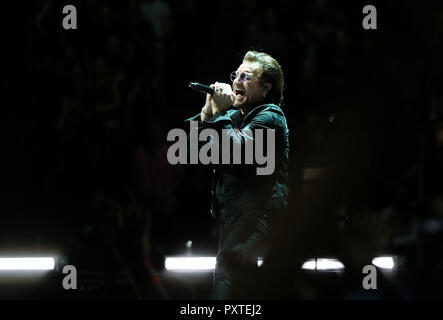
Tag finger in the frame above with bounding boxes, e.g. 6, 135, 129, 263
221, 84, 234, 102
209, 83, 220, 98
212, 83, 220, 95
225, 84, 233, 96
224, 84, 231, 95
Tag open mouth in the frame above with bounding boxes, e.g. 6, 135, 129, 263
235, 89, 245, 98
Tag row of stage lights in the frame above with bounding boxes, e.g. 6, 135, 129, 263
164, 256, 395, 272
0, 256, 395, 272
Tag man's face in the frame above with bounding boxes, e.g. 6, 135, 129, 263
232, 61, 265, 110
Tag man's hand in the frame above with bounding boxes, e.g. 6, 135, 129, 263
208, 82, 235, 115
201, 82, 234, 121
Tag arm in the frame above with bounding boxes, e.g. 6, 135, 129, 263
197, 107, 284, 175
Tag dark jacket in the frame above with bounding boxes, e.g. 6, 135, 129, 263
185, 103, 290, 226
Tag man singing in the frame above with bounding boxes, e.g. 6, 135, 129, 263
185, 51, 290, 299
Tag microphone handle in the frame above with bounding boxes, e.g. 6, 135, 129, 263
188, 82, 215, 95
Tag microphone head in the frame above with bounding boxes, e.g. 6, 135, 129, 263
188, 82, 201, 91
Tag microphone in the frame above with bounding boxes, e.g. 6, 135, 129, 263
188, 82, 215, 95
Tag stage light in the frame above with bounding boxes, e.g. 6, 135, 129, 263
301, 259, 344, 271
165, 257, 216, 272
257, 258, 263, 267
372, 256, 394, 269
165, 256, 266, 272
301, 259, 316, 270
0, 257, 55, 271
316, 259, 345, 270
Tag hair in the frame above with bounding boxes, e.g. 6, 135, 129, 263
243, 50, 284, 106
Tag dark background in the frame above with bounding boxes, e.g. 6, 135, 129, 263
1, 0, 443, 299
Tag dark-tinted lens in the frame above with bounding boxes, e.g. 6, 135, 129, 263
231, 72, 250, 82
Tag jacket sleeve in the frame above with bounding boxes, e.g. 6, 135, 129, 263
198, 109, 282, 147
185, 109, 284, 173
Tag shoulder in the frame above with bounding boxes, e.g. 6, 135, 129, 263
261, 104, 286, 118
246, 104, 287, 122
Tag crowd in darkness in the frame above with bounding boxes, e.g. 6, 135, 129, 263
4, 0, 443, 298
